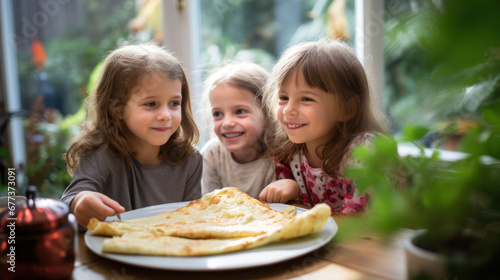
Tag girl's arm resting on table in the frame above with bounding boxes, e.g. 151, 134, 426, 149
70, 191, 125, 227
259, 179, 300, 204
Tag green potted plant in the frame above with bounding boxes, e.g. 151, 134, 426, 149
342, 123, 500, 279
337, 1, 500, 279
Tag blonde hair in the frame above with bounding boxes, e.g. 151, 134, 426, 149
65, 42, 199, 175
264, 38, 388, 175
201, 61, 270, 155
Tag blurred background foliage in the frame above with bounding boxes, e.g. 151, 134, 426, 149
383, 0, 500, 133
198, 0, 319, 70
2, 0, 136, 198
341, 1, 500, 277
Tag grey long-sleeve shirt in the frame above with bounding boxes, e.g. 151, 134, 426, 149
60, 147, 202, 211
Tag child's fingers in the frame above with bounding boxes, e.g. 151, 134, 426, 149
84, 195, 124, 223
71, 192, 123, 227
268, 192, 277, 203
75, 213, 92, 227
260, 187, 278, 203
97, 193, 125, 214
272, 189, 287, 204
74, 209, 106, 227
269, 190, 283, 204
84, 198, 115, 220
279, 195, 289, 204
259, 187, 269, 202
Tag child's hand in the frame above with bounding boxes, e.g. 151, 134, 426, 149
259, 179, 300, 203
70, 191, 125, 227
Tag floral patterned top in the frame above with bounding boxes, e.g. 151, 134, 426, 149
275, 134, 372, 214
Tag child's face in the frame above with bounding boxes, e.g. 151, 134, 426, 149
210, 83, 265, 163
277, 71, 341, 150
123, 74, 182, 155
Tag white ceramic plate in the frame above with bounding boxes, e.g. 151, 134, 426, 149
84, 202, 338, 271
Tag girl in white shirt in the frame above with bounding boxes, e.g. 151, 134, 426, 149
201, 62, 275, 198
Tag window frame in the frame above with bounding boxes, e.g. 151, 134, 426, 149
0, 0, 27, 186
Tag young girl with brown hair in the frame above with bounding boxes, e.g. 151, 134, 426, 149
61, 42, 201, 227
259, 39, 387, 214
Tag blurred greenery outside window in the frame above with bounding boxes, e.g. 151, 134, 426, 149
197, 0, 354, 71
193, 0, 357, 144
3, 0, 494, 198
3, 0, 138, 198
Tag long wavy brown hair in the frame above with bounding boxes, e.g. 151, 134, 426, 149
263, 38, 388, 176
65, 42, 199, 175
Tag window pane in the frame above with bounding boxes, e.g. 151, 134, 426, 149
13, 0, 136, 115
198, 0, 355, 71
7, 0, 137, 197
195, 0, 357, 145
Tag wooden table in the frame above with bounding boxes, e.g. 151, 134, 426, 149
71, 214, 411, 280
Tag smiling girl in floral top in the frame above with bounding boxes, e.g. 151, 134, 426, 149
259, 39, 388, 214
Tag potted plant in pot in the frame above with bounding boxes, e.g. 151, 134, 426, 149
336, 1, 500, 279
341, 124, 500, 279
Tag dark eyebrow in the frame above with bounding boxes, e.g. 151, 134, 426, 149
235, 105, 252, 111
134, 92, 182, 102
135, 95, 155, 102
299, 90, 321, 96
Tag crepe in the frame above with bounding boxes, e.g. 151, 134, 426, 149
101, 203, 331, 256
88, 187, 298, 238
87, 187, 331, 256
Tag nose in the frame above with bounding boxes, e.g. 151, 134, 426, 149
222, 115, 236, 128
282, 102, 297, 116
157, 106, 171, 122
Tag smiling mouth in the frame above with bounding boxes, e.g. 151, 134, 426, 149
285, 123, 305, 129
152, 127, 170, 132
223, 132, 244, 139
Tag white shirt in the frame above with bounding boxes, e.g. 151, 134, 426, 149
201, 138, 275, 198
